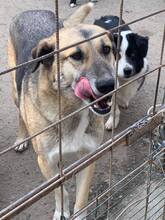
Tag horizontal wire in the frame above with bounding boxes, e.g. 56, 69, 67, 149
73, 145, 165, 220
126, 163, 164, 217
0, 9, 164, 77
71, 162, 149, 219
0, 5, 164, 220
113, 178, 165, 220
1, 118, 164, 219
76, 165, 149, 220
72, 148, 161, 220
100, 177, 165, 220
135, 204, 164, 220
129, 187, 165, 219
155, 213, 163, 220
1, 120, 164, 219
147, 197, 165, 218
0, 130, 132, 219
94, 178, 165, 220
83, 144, 165, 219
146, 204, 164, 220
0, 64, 164, 156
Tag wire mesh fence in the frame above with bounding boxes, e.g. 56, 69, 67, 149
0, 0, 165, 219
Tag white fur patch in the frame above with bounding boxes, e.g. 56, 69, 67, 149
105, 19, 112, 24
48, 109, 99, 161
70, 3, 76, 7
87, 2, 94, 8
117, 31, 132, 78
14, 138, 28, 152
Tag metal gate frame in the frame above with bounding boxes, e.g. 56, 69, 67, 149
0, 0, 165, 219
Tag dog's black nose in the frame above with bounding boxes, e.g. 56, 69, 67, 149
124, 67, 133, 77
96, 78, 115, 94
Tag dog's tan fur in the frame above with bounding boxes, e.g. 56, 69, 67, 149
8, 3, 115, 219
8, 37, 17, 105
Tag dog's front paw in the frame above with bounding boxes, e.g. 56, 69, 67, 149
105, 115, 119, 130
14, 139, 29, 152
53, 210, 70, 220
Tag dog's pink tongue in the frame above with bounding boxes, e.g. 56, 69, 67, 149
74, 77, 95, 100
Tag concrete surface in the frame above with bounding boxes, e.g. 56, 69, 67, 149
0, 0, 165, 219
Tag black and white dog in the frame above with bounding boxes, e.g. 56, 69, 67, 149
94, 16, 149, 129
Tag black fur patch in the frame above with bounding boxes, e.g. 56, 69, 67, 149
32, 42, 55, 72
126, 33, 148, 74
70, 0, 77, 4
10, 10, 63, 98
79, 29, 92, 39
94, 16, 130, 34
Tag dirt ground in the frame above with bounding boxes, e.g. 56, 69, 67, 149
0, 0, 165, 220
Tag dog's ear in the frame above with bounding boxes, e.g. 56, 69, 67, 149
136, 35, 149, 58
64, 2, 94, 27
32, 41, 55, 72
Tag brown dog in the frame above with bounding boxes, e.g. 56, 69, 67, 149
8, 3, 115, 219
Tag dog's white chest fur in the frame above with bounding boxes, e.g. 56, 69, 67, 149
48, 109, 100, 161
63, 110, 90, 152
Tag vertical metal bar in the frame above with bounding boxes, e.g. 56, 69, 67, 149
55, 0, 64, 218
94, 197, 99, 219
162, 151, 165, 172
144, 133, 153, 220
153, 25, 165, 114
107, 1, 124, 219
111, 0, 124, 137
162, 200, 165, 220
161, 87, 165, 105
160, 41, 165, 174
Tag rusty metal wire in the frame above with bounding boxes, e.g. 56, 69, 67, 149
0, 9, 164, 78
108, 0, 124, 218
0, 64, 165, 157
114, 178, 165, 220
89, 175, 165, 220
71, 145, 165, 219
0, 1, 165, 220
54, 0, 65, 218
144, 134, 153, 220
130, 189, 165, 219
153, 25, 165, 114
72, 162, 149, 219
0, 112, 164, 219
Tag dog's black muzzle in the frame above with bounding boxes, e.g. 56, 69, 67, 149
96, 78, 115, 94
88, 77, 115, 116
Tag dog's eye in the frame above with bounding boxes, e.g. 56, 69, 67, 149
102, 45, 111, 55
70, 51, 84, 61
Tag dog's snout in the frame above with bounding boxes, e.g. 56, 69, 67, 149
124, 67, 133, 77
96, 78, 115, 94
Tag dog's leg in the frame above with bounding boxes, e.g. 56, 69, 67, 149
37, 155, 70, 220
74, 162, 95, 220
105, 103, 120, 130
53, 187, 70, 220
15, 114, 29, 152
